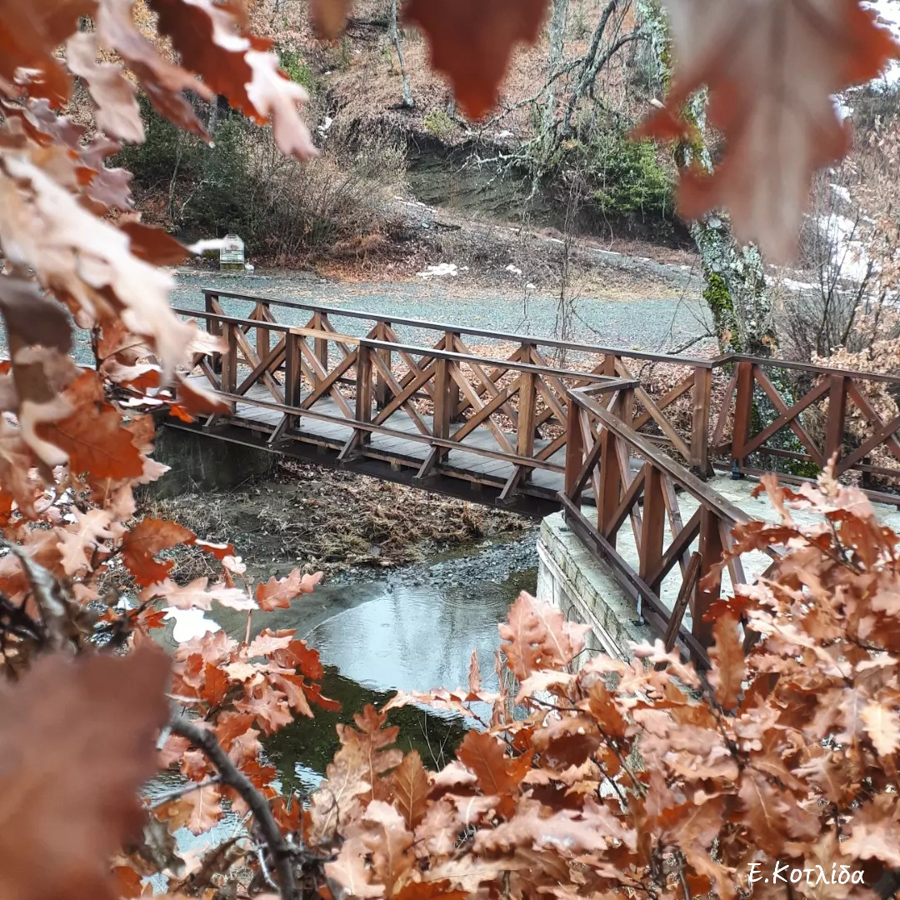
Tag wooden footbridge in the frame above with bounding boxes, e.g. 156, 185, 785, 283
171, 288, 900, 662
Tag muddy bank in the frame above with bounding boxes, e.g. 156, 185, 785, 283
141, 458, 530, 582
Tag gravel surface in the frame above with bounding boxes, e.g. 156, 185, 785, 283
172, 268, 715, 358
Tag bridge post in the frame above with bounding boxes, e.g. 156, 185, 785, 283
222, 324, 237, 395
694, 507, 723, 646
433, 356, 452, 461
255, 301, 270, 360
638, 467, 665, 619
731, 361, 754, 472
563, 396, 584, 505
355, 343, 373, 448
516, 367, 536, 472
314, 312, 330, 388
204, 291, 221, 337
690, 365, 712, 478
375, 321, 391, 410
444, 331, 462, 421
205, 291, 223, 376
284, 332, 302, 432
598, 391, 628, 540
825, 375, 848, 467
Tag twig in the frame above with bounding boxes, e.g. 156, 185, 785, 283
148, 776, 223, 810
675, 850, 693, 900
169, 715, 297, 900
1, 541, 72, 651
255, 843, 280, 891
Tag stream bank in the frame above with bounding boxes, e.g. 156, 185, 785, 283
141, 458, 530, 582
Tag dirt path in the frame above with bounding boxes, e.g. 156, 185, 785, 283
172, 266, 714, 358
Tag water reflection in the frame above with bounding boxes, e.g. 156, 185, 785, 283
267, 564, 537, 793
306, 579, 521, 694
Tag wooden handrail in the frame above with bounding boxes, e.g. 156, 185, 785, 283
714, 353, 900, 386
175, 306, 638, 386
199, 288, 719, 367
199, 287, 900, 384
182, 296, 900, 494
571, 388, 749, 525
561, 386, 761, 664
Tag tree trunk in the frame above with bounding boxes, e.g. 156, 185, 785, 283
691, 216, 773, 356
389, 0, 413, 108
543, 0, 569, 134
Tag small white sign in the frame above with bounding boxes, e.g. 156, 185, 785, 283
220, 234, 245, 267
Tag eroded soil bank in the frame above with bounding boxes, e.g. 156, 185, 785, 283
141, 458, 531, 582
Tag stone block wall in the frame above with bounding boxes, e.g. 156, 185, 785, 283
536, 512, 653, 664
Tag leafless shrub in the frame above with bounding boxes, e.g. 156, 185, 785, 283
242, 121, 407, 263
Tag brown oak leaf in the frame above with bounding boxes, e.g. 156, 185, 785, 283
35, 370, 145, 481
638, 0, 900, 261
391, 751, 431, 829
243, 629, 296, 658
234, 687, 293, 735
457, 730, 529, 798
861, 700, 900, 757
498, 591, 588, 680
708, 612, 744, 710
158, 785, 224, 836
122, 518, 195, 586
270, 673, 314, 718
307, 740, 371, 846
841, 796, 900, 867
0, 647, 171, 900
340, 705, 403, 801
147, 0, 317, 158
405, 0, 548, 120
56, 508, 114, 576
737, 772, 788, 857
255, 568, 322, 610
66, 31, 144, 143
310, 0, 354, 38
142, 577, 253, 612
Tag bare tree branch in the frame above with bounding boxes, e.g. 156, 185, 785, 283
169, 715, 298, 900
148, 776, 224, 811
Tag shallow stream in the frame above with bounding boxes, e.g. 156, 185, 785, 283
175, 530, 537, 792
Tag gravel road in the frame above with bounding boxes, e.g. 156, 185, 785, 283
171, 268, 714, 358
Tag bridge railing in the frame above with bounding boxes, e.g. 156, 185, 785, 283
561, 384, 781, 664
175, 305, 636, 502
709, 356, 900, 498
199, 289, 716, 476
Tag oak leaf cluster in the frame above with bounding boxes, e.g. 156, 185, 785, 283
0, 2, 899, 900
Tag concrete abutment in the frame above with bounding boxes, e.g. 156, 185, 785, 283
148, 426, 276, 499
536, 511, 652, 661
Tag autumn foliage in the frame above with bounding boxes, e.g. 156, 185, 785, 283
2, 1, 900, 900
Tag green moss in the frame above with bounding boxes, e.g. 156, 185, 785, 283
788, 459, 822, 479
703, 272, 741, 353
278, 47, 314, 91
423, 109, 456, 141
